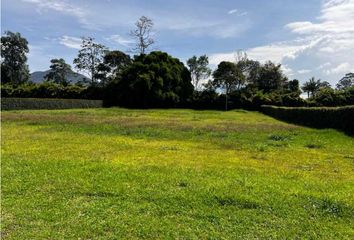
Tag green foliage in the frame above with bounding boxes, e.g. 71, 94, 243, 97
187, 55, 212, 90
1, 29, 352, 109
261, 105, 354, 134
45, 58, 72, 86
256, 61, 287, 93
95, 50, 131, 86
212, 61, 245, 110
336, 72, 354, 90
1, 98, 103, 110
1, 83, 103, 100
1, 31, 30, 85
301, 77, 331, 98
73, 37, 108, 85
212, 61, 245, 91
106, 51, 194, 108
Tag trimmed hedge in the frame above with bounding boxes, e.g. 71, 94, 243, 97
261, 105, 354, 134
1, 98, 103, 110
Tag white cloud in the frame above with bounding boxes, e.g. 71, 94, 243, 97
22, 0, 93, 29
209, 0, 354, 85
298, 69, 311, 74
209, 37, 321, 65
106, 35, 134, 47
317, 62, 332, 69
59, 36, 82, 49
324, 62, 352, 75
228, 9, 248, 16
168, 20, 249, 39
160, 10, 250, 39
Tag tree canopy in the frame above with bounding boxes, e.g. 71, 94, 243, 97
1, 31, 30, 85
73, 37, 108, 85
187, 55, 211, 90
45, 58, 72, 86
107, 51, 194, 108
212, 61, 245, 110
336, 73, 354, 90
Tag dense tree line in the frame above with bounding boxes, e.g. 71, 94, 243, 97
1, 19, 353, 109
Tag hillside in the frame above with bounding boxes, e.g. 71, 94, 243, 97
30, 70, 88, 84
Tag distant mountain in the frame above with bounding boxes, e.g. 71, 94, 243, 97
30, 70, 89, 85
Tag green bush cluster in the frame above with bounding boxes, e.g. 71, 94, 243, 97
190, 89, 306, 110
1, 98, 103, 110
309, 86, 354, 107
261, 105, 354, 134
1, 82, 103, 100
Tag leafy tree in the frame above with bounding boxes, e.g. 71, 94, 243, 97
95, 50, 131, 86
301, 77, 319, 98
107, 51, 193, 107
187, 55, 211, 90
336, 73, 354, 90
130, 16, 155, 55
1, 31, 30, 85
285, 79, 301, 95
312, 87, 344, 106
302, 77, 331, 98
73, 37, 108, 85
256, 61, 287, 93
104, 50, 131, 73
44, 58, 72, 86
319, 81, 331, 89
237, 59, 261, 87
212, 61, 245, 110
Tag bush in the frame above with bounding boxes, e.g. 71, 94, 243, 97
261, 105, 354, 134
1, 98, 103, 110
1, 83, 103, 100
105, 51, 194, 108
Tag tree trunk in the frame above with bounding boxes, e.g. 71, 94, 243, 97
225, 86, 228, 111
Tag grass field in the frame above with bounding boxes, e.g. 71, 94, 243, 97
1, 108, 354, 239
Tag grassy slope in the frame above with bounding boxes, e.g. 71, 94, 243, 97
1, 108, 353, 239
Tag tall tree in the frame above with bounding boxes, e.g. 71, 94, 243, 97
187, 55, 211, 90
286, 79, 301, 95
73, 37, 107, 85
301, 77, 330, 98
130, 16, 155, 55
336, 73, 354, 90
212, 61, 245, 110
44, 58, 72, 86
237, 59, 261, 87
256, 61, 287, 92
95, 50, 131, 86
108, 51, 193, 108
1, 31, 30, 85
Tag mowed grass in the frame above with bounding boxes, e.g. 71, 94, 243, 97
1, 108, 354, 239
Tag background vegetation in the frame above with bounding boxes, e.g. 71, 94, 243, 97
2, 18, 353, 110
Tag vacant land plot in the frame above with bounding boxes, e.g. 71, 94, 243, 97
1, 108, 353, 239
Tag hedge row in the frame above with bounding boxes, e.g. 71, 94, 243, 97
261, 105, 354, 134
1, 98, 103, 110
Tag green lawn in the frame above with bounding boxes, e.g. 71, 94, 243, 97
1, 108, 353, 239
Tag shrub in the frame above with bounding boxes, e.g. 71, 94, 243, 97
0, 83, 103, 100
261, 105, 354, 134
106, 51, 194, 108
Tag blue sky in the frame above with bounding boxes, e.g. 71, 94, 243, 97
2, 0, 354, 86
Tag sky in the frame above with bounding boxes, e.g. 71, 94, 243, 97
1, 0, 354, 86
